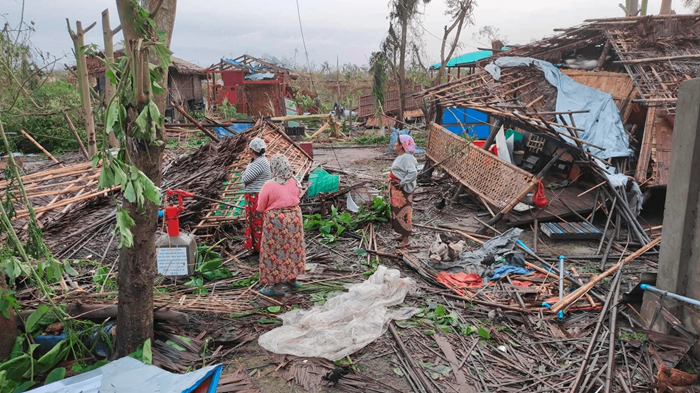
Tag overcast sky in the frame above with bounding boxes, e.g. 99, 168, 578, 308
1, 0, 693, 69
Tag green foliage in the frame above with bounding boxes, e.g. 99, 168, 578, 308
183, 243, 235, 294
415, 304, 491, 340
293, 93, 317, 111
303, 197, 389, 244
128, 338, 153, 365
95, 1, 171, 249
218, 99, 247, 119
93, 266, 117, 292
354, 134, 390, 145
230, 272, 259, 288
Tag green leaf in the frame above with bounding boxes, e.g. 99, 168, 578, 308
14, 380, 36, 392
113, 164, 128, 187
25, 304, 50, 334
44, 367, 66, 384
116, 208, 135, 248
230, 311, 255, 318
392, 367, 404, 376
128, 339, 153, 365
63, 261, 78, 276
257, 318, 281, 325
123, 181, 136, 203
10, 337, 24, 360
166, 340, 186, 352
197, 260, 222, 273
434, 305, 446, 316
141, 175, 161, 205
0, 355, 30, 381
353, 249, 367, 257
478, 327, 490, 340
30, 340, 70, 376
319, 225, 331, 235
267, 306, 281, 313
152, 80, 164, 95
104, 101, 119, 136
135, 105, 150, 136
424, 329, 436, 336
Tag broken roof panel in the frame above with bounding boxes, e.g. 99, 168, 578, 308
485, 14, 700, 116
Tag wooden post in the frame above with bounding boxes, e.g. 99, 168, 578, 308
172, 103, 220, 142
62, 110, 89, 160
102, 9, 121, 148
594, 40, 611, 71
67, 19, 98, 157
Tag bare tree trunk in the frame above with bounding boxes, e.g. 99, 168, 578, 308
102, 9, 121, 148
629, 0, 639, 15
660, 0, 673, 13
114, 0, 176, 358
67, 20, 97, 157
398, 9, 408, 123
434, 3, 470, 87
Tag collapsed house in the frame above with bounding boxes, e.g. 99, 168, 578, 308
455, 14, 700, 188
204, 54, 297, 117
414, 14, 700, 248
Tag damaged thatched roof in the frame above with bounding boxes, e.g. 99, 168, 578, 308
484, 14, 700, 116
84, 50, 204, 77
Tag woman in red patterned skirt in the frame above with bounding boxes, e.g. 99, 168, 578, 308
240, 138, 270, 255
256, 154, 306, 296
390, 135, 418, 248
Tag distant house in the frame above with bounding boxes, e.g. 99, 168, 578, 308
204, 54, 296, 117
84, 51, 206, 119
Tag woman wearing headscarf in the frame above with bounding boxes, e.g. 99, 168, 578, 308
389, 135, 418, 248
240, 137, 271, 254
256, 154, 306, 296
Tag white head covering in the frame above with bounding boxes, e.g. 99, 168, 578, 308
249, 138, 267, 154
268, 154, 302, 189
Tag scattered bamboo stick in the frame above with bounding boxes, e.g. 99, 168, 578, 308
551, 236, 661, 314
20, 130, 63, 167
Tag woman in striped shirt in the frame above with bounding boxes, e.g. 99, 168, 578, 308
241, 137, 271, 254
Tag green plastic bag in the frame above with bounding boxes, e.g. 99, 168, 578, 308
308, 167, 339, 197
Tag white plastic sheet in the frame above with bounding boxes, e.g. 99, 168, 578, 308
258, 266, 419, 361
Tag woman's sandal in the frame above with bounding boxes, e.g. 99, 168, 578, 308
260, 286, 286, 296
282, 279, 301, 289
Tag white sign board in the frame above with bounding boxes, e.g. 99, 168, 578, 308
157, 247, 189, 276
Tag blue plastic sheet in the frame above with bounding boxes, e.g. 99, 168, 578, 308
489, 265, 533, 281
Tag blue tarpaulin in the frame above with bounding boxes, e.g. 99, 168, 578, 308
215, 123, 254, 138
29, 357, 222, 393
485, 57, 632, 159
441, 108, 490, 138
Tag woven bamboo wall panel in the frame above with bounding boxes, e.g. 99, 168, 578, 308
427, 123, 535, 209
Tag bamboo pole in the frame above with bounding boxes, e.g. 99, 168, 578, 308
20, 130, 63, 167
551, 236, 661, 313
171, 102, 220, 142
62, 111, 89, 160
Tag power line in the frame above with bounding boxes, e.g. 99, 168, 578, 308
295, 0, 317, 94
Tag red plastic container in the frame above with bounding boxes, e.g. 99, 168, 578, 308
472, 140, 497, 156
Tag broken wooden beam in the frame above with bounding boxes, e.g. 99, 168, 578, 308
172, 102, 220, 142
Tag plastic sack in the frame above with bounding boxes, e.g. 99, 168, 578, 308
532, 182, 548, 208
258, 266, 419, 361
308, 167, 339, 197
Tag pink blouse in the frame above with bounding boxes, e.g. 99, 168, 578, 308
256, 179, 301, 212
